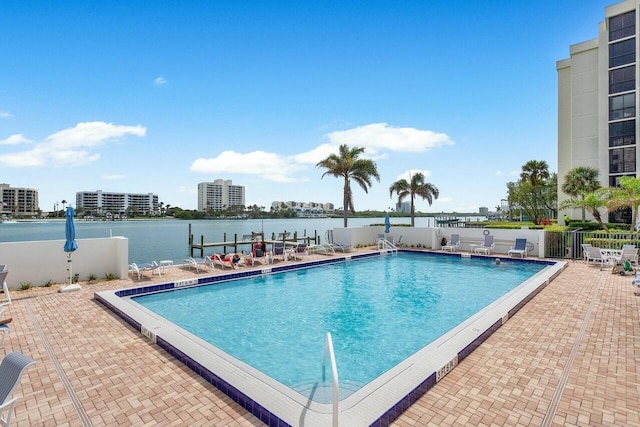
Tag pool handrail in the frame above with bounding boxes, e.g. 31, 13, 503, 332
322, 332, 339, 427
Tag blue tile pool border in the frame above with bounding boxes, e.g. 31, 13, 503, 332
95, 251, 563, 427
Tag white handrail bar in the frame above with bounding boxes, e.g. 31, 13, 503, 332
322, 332, 339, 427
377, 238, 398, 254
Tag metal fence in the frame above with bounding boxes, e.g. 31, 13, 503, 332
544, 230, 640, 259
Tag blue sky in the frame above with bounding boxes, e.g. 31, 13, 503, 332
0, 0, 613, 213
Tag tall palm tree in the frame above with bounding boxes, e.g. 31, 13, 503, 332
561, 166, 600, 220
389, 172, 439, 227
316, 144, 380, 227
519, 160, 550, 223
602, 176, 640, 234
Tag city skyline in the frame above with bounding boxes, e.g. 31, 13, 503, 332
0, 1, 613, 213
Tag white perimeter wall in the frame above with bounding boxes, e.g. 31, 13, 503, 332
0, 237, 129, 289
332, 227, 544, 258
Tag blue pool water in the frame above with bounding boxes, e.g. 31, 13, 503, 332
133, 252, 546, 400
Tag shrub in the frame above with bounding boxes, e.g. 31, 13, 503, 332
44, 280, 53, 287
104, 273, 116, 281
88, 274, 97, 282
19, 282, 32, 291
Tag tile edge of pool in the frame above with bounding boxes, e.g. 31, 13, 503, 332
95, 254, 567, 427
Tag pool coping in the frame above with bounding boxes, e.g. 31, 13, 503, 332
95, 251, 566, 426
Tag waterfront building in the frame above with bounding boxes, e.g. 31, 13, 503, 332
557, 0, 638, 224
271, 201, 335, 213
76, 190, 159, 216
197, 179, 245, 211
395, 202, 410, 214
0, 183, 39, 217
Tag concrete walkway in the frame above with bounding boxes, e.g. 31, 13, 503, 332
2, 257, 639, 426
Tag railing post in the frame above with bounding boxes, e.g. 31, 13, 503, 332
323, 332, 339, 427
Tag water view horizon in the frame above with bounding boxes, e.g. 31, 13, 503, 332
0, 216, 485, 264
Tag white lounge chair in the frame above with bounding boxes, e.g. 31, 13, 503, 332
183, 257, 212, 272
331, 242, 353, 253
475, 235, 495, 255
508, 238, 528, 258
0, 351, 35, 427
250, 243, 271, 266
442, 234, 460, 252
613, 246, 639, 266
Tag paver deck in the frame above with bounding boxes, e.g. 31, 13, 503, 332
2, 255, 639, 426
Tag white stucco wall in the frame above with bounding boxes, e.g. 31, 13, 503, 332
0, 237, 128, 289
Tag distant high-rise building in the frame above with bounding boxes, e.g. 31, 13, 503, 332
198, 179, 245, 211
0, 183, 39, 217
76, 190, 159, 215
558, 0, 639, 224
395, 202, 410, 213
479, 207, 489, 215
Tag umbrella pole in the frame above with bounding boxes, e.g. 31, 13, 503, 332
68, 253, 72, 286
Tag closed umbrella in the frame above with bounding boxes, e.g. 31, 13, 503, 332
384, 211, 391, 234
61, 206, 80, 292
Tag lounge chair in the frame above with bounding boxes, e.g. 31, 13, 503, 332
508, 238, 528, 258
128, 262, 162, 280
183, 257, 212, 272
475, 235, 495, 255
331, 242, 353, 253
613, 246, 639, 266
580, 243, 592, 262
0, 271, 10, 307
273, 242, 286, 261
0, 351, 35, 427
442, 234, 460, 252
250, 243, 271, 266
290, 243, 308, 260
0, 309, 10, 348
584, 246, 606, 266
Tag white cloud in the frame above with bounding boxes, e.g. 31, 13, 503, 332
190, 150, 307, 182
0, 134, 30, 145
0, 111, 12, 118
0, 121, 146, 167
326, 123, 454, 155
154, 76, 167, 85
178, 185, 197, 194
495, 170, 504, 176
509, 170, 519, 176
102, 174, 125, 180
294, 143, 336, 164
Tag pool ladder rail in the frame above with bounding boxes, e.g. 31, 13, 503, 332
323, 332, 339, 427
377, 238, 398, 254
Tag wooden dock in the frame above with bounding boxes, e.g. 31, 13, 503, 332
188, 225, 319, 257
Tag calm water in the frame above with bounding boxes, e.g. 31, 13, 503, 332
0, 217, 486, 264
134, 252, 545, 401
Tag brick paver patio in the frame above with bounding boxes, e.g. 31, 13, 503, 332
2, 256, 639, 426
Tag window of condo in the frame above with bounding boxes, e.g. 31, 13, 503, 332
609, 120, 636, 146
609, 93, 636, 120
609, 10, 636, 41
609, 65, 635, 93
609, 174, 636, 187
609, 38, 636, 68
609, 146, 636, 173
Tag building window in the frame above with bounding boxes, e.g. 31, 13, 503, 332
609, 174, 636, 187
609, 65, 635, 93
609, 10, 636, 41
609, 38, 636, 67
609, 147, 636, 173
609, 93, 636, 120
610, 120, 636, 146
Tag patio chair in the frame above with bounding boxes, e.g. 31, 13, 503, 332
291, 243, 308, 260
442, 234, 460, 252
508, 238, 528, 258
331, 242, 353, 253
183, 257, 211, 272
580, 243, 592, 262
475, 235, 495, 255
614, 246, 639, 266
0, 271, 9, 307
273, 242, 286, 261
0, 351, 35, 427
584, 246, 607, 267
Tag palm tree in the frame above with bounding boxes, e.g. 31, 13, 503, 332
561, 166, 600, 220
559, 190, 609, 232
602, 176, 640, 234
316, 144, 380, 227
389, 172, 439, 227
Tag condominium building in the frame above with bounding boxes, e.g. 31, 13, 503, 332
197, 180, 245, 211
557, 0, 639, 223
76, 190, 159, 215
270, 201, 335, 214
0, 183, 39, 217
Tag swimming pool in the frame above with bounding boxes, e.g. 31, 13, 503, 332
96, 251, 566, 426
